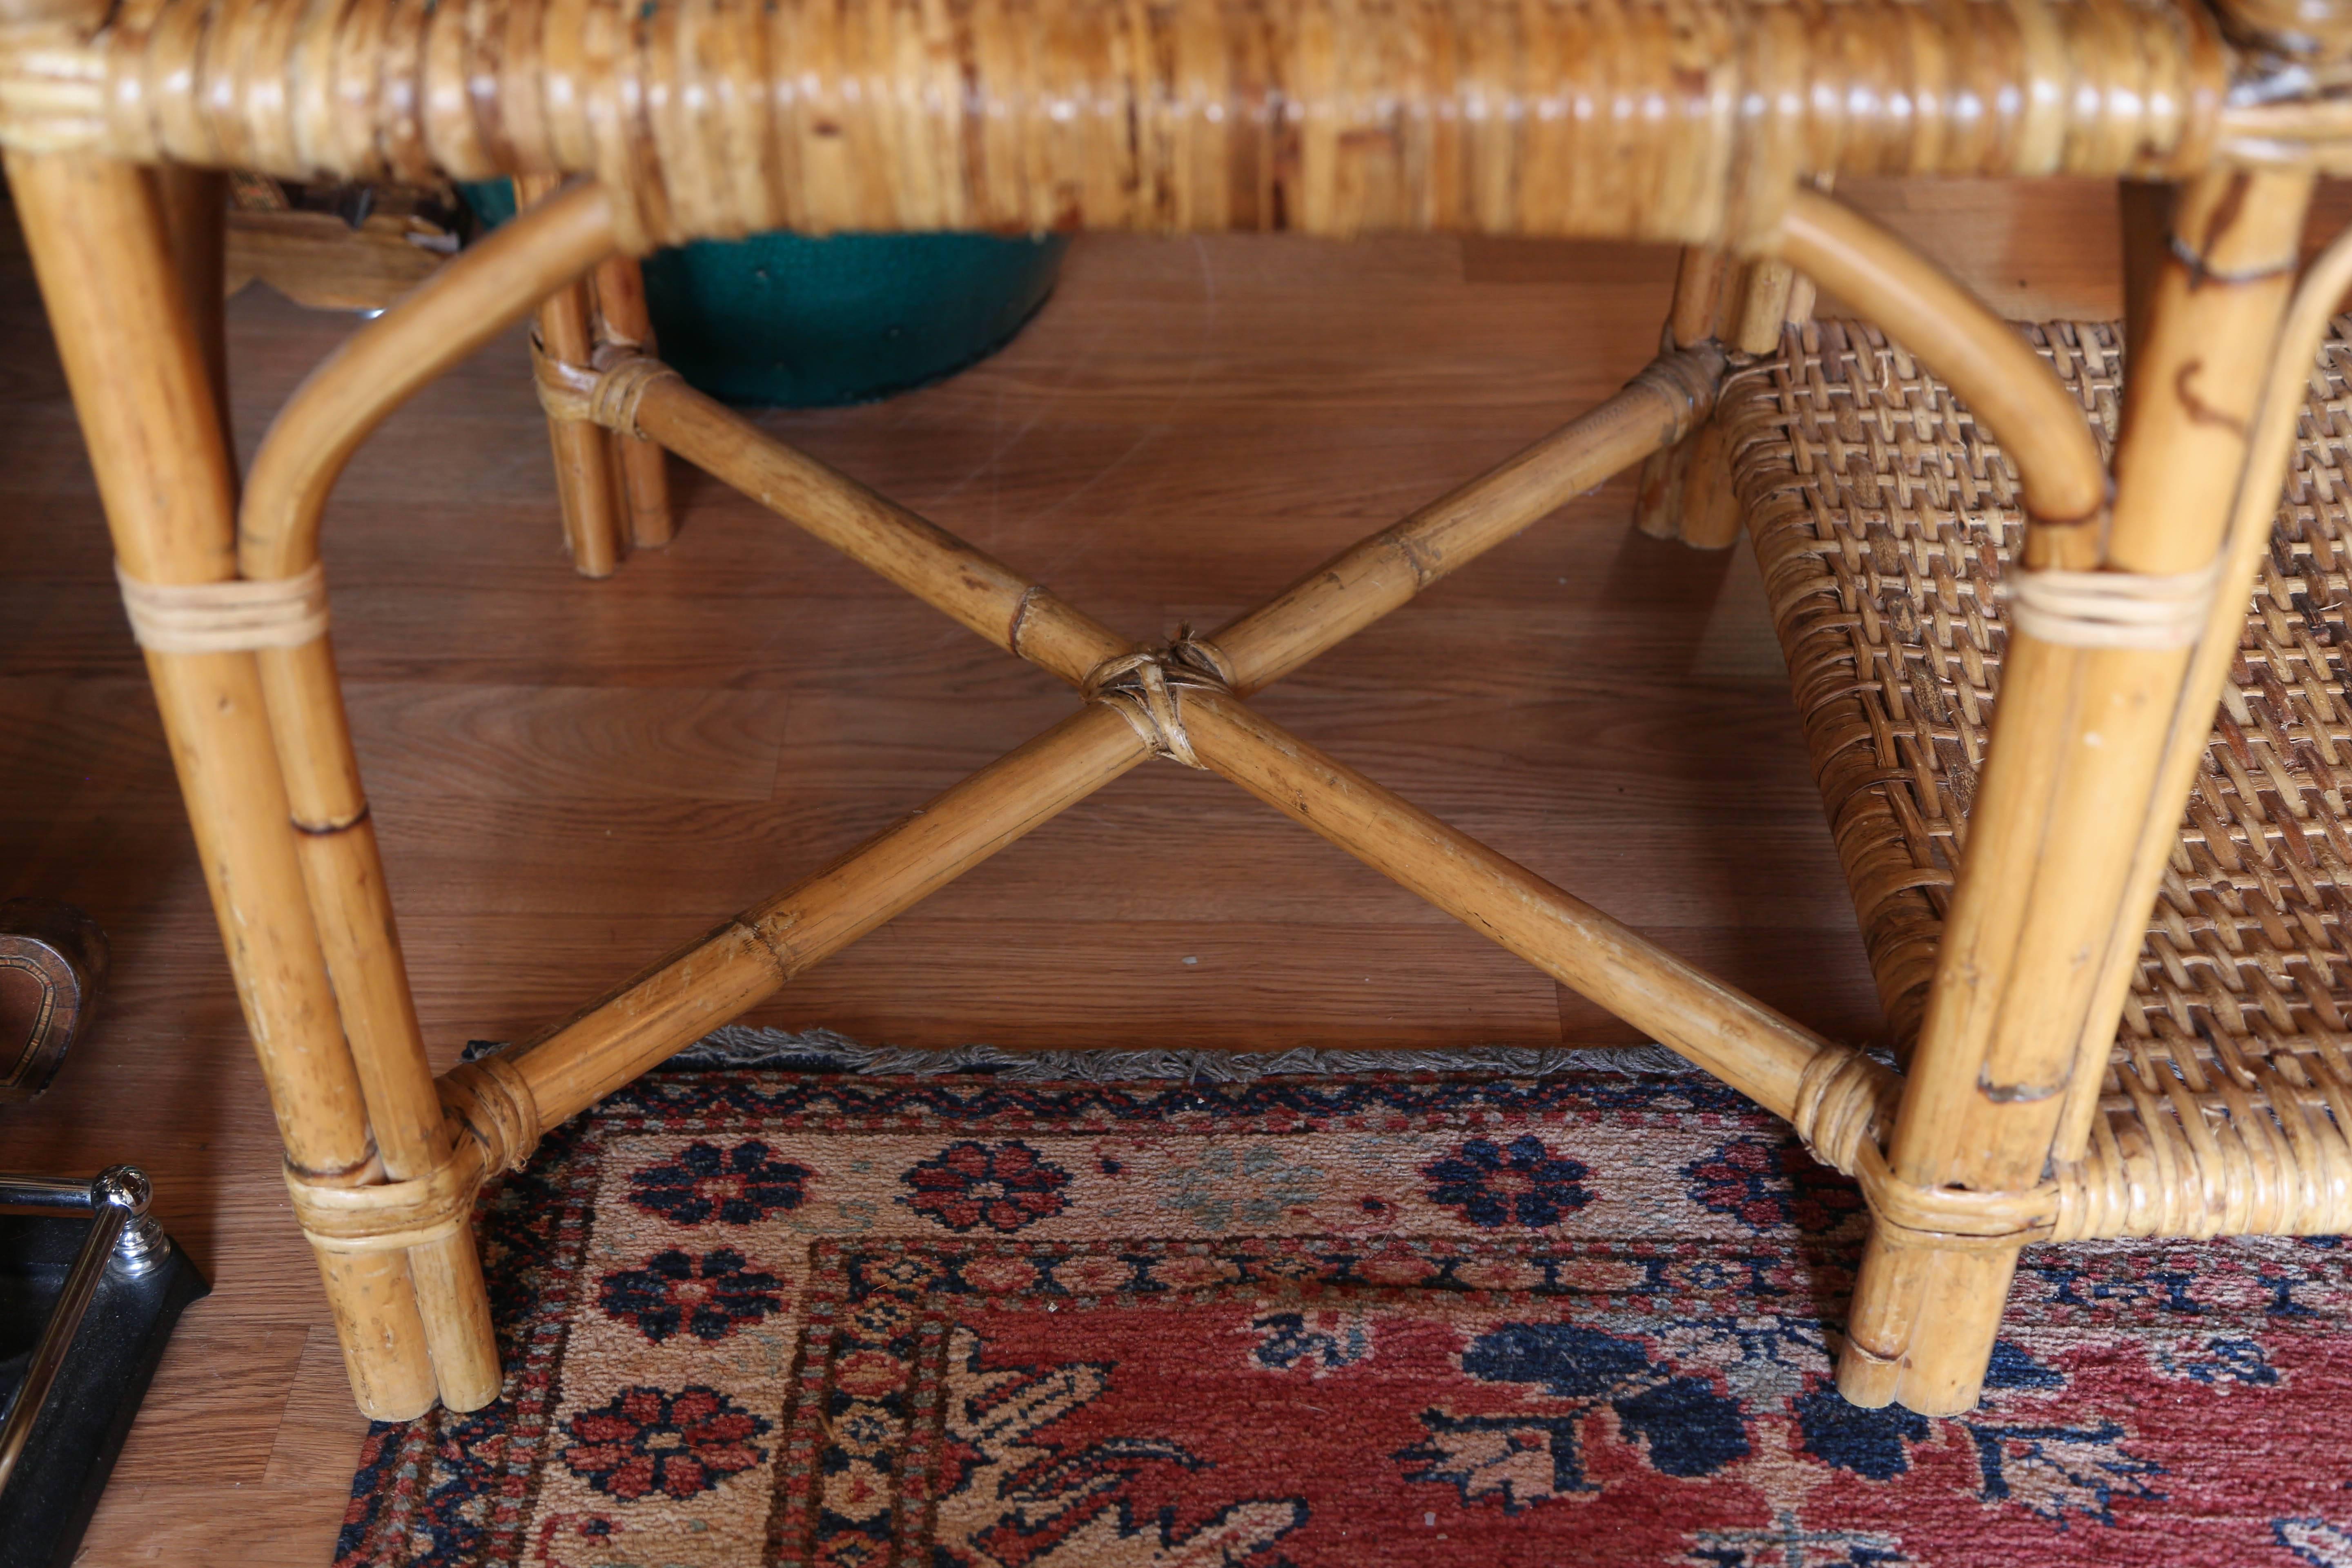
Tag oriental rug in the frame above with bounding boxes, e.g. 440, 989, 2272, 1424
336, 1037, 2352, 1567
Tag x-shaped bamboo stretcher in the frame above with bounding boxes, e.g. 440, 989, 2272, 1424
442, 258, 1900, 1190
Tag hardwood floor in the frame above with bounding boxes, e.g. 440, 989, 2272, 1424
0, 176, 2324, 1562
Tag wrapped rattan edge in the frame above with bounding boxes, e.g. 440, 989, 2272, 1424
1, 0, 2236, 252
1724, 327, 1946, 1050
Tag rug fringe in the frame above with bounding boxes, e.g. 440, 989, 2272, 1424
650, 1026, 1702, 1080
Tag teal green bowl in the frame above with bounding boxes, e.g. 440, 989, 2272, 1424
460, 181, 1065, 408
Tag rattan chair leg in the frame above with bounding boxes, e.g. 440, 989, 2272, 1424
1836, 166, 2318, 1416
1642, 257, 1798, 553
6, 148, 441, 1421
256, 635, 501, 1409
1727, 258, 1802, 356
591, 255, 675, 548
514, 175, 624, 577
1632, 247, 1729, 543
2119, 180, 2175, 376
236, 181, 629, 1410
1672, 422, 1744, 550
153, 166, 229, 456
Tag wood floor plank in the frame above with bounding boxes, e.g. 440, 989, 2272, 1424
103, 1321, 312, 1488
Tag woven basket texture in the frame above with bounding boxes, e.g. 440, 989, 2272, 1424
1731, 318, 2352, 1236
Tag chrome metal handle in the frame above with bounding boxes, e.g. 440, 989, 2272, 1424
0, 1165, 172, 1494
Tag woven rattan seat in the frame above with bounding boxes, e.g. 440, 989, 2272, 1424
1732, 319, 2352, 1242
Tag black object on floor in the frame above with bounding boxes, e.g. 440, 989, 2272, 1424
0, 1178, 207, 1568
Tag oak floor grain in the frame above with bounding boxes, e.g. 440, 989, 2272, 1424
0, 177, 2310, 1564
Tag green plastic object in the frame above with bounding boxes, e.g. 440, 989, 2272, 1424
459, 180, 1065, 408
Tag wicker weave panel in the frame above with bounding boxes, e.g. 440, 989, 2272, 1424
0, 0, 2228, 252
1729, 320, 2352, 1232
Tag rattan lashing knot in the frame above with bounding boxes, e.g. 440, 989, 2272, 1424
531, 337, 682, 440
528, 330, 597, 422
1083, 632, 1236, 768
1790, 1046, 1900, 1176
114, 560, 329, 653
282, 1141, 486, 1256
1847, 1141, 2063, 1249
1623, 341, 1730, 441
439, 1053, 541, 1174
1790, 1044, 2067, 1248
586, 352, 683, 439
2001, 556, 2224, 650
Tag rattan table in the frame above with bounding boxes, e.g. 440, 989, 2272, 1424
4, 0, 2349, 1424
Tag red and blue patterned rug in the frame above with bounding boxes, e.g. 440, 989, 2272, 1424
336, 1056, 2352, 1566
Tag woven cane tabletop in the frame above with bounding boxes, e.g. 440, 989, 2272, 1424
1730, 319, 2352, 1204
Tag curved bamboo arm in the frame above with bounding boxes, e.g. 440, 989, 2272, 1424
1775, 190, 2109, 534
223, 180, 619, 1414
239, 181, 620, 578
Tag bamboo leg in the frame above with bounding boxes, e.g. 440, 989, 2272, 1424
1666, 246, 1731, 351
591, 256, 675, 548
258, 637, 500, 1408
2118, 180, 2175, 381
1673, 421, 1744, 550
175, 171, 491, 1398
235, 183, 619, 1410
1638, 252, 1784, 551
1633, 250, 1801, 561
7, 149, 437, 1420
1728, 259, 1800, 357
1632, 248, 1730, 541
1838, 167, 2316, 1416
514, 176, 624, 577
153, 167, 230, 457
